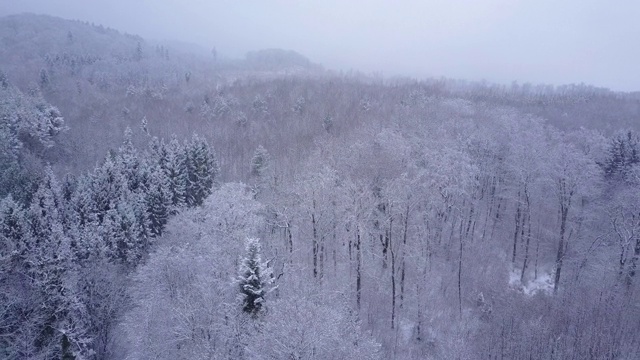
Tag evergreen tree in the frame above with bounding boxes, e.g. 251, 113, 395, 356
103, 196, 148, 268
118, 127, 144, 192
28, 166, 65, 245
89, 156, 128, 225
604, 130, 640, 182
165, 135, 187, 210
145, 165, 172, 237
0, 196, 40, 359
39, 68, 50, 88
0, 194, 28, 270
237, 238, 275, 317
25, 168, 80, 359
69, 175, 96, 228
250, 145, 271, 196
147, 136, 169, 171
250, 145, 270, 179
185, 134, 219, 207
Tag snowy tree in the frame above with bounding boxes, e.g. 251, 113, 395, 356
144, 165, 172, 237
117, 127, 144, 193
18, 167, 93, 359
120, 188, 264, 359
185, 134, 219, 207
0, 194, 28, 268
250, 145, 270, 179
204, 182, 264, 243
237, 238, 275, 317
0, 195, 30, 358
89, 156, 128, 222
246, 295, 381, 360
164, 135, 187, 210
603, 130, 640, 183
549, 134, 601, 293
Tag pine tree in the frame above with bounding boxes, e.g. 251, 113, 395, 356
104, 194, 149, 268
69, 175, 96, 228
28, 166, 65, 246
145, 165, 172, 237
0, 194, 43, 359
25, 167, 78, 359
147, 136, 169, 170
237, 238, 275, 317
90, 155, 127, 221
185, 134, 219, 207
604, 130, 640, 182
0, 194, 28, 277
250, 145, 270, 179
118, 127, 144, 192
0, 194, 26, 250
165, 136, 187, 210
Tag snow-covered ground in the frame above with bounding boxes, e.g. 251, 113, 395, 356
509, 269, 554, 296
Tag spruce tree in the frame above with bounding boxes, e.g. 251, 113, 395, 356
165, 136, 187, 210
0, 194, 27, 273
185, 134, 219, 207
604, 130, 640, 182
145, 165, 172, 237
237, 238, 275, 317
118, 127, 144, 192
26, 167, 78, 359
89, 156, 127, 222
147, 136, 169, 171
250, 145, 269, 179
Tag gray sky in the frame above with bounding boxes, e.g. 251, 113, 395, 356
2, 0, 639, 91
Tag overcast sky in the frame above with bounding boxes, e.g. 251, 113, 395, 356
1, 0, 639, 91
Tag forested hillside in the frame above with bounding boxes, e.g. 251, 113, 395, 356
1, 13, 640, 359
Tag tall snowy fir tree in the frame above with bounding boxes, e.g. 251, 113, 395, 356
237, 238, 275, 317
0, 195, 30, 359
250, 145, 270, 179
164, 135, 188, 211
185, 134, 219, 207
144, 165, 172, 237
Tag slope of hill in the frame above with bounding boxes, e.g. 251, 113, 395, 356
2, 12, 640, 360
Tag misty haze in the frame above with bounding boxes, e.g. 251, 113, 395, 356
0, 2, 639, 359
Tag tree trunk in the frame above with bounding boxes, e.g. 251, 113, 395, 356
512, 190, 521, 264
458, 233, 463, 319
400, 203, 409, 307
520, 187, 532, 282
554, 205, 569, 294
312, 207, 318, 278
356, 224, 362, 311
391, 245, 396, 329
627, 237, 640, 289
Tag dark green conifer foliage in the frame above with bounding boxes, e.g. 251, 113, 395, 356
185, 134, 219, 207
237, 238, 275, 317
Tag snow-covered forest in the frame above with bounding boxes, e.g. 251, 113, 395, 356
1, 13, 640, 359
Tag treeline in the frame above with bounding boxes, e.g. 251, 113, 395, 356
1, 14, 638, 179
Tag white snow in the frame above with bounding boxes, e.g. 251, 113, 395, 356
508, 269, 554, 296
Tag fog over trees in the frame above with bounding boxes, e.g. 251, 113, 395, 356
1, 12, 640, 360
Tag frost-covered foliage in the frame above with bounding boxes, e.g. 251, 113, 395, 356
121, 183, 265, 359
0, 126, 220, 359
3, 12, 640, 360
246, 296, 381, 360
0, 78, 67, 201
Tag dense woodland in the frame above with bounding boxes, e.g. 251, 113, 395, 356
1, 13, 640, 359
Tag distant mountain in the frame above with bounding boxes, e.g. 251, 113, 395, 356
0, 13, 322, 87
